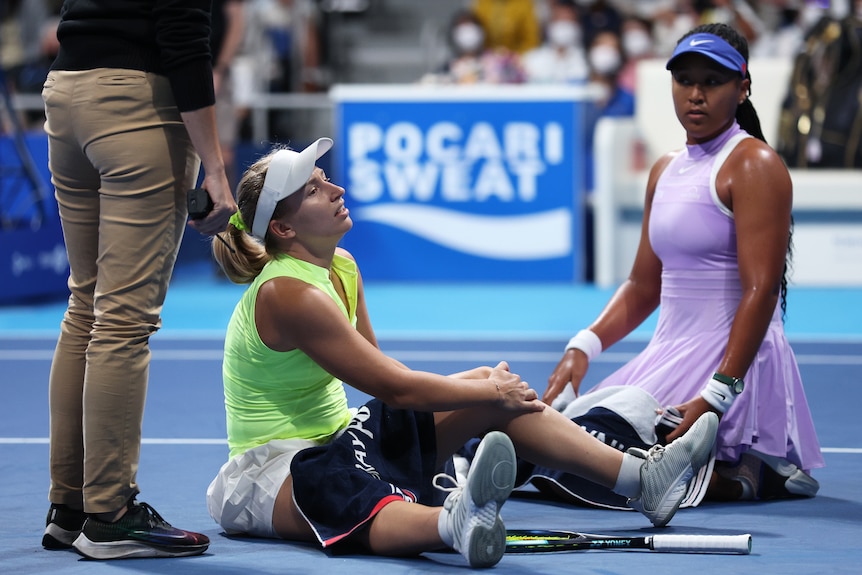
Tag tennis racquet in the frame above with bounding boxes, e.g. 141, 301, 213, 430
505, 529, 752, 554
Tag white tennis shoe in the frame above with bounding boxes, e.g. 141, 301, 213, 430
627, 411, 719, 527
435, 431, 517, 568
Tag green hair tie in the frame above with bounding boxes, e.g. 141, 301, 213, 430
229, 211, 248, 232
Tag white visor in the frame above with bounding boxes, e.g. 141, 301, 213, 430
251, 137, 334, 240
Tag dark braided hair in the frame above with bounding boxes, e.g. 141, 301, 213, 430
676, 23, 793, 319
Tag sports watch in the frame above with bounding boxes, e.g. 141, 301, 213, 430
712, 372, 745, 394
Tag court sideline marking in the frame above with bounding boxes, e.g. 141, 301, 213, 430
0, 438, 859, 454
2, 349, 861, 364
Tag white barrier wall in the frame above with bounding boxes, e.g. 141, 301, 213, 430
593, 117, 862, 288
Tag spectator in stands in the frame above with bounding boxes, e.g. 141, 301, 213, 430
211, 0, 247, 190
471, 0, 541, 54
617, 15, 655, 95
583, 29, 635, 192
423, 9, 525, 85
579, 27, 634, 282
522, 0, 589, 84
0, 1, 23, 134
204, 136, 719, 568
4, 0, 61, 129
547, 22, 823, 504
246, 0, 324, 94
750, 2, 827, 58
242, 0, 324, 139
651, 0, 700, 56
11, 0, 60, 95
697, 0, 764, 46
574, 0, 623, 50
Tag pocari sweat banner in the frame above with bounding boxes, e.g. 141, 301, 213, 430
331, 85, 594, 282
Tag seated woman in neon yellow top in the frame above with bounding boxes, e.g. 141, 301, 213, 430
221, 250, 356, 457
206, 137, 719, 568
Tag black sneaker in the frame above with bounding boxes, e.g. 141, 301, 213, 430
42, 504, 87, 550
73, 500, 209, 559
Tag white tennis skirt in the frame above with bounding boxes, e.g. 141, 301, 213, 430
206, 438, 317, 538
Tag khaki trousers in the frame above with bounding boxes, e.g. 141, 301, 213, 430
42, 69, 200, 514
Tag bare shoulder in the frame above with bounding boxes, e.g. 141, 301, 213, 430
257, 275, 333, 320
256, 275, 347, 349
731, 138, 788, 172
719, 138, 792, 215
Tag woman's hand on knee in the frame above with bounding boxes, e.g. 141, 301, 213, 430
490, 366, 545, 413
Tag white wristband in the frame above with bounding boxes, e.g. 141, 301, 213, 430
700, 376, 735, 414
565, 329, 602, 361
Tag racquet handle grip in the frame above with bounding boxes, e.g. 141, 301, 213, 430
650, 534, 752, 554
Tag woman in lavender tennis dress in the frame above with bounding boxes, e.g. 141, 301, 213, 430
546, 23, 824, 502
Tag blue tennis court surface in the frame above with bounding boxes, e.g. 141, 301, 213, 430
2, 270, 861, 574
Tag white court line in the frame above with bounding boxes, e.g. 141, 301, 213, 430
0, 437, 227, 445
4, 332, 862, 342
366, 352, 862, 366
0, 438, 858, 453
2, 349, 862, 365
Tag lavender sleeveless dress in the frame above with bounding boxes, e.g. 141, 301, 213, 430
589, 122, 824, 472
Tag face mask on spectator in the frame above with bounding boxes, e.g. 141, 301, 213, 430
623, 28, 652, 58
548, 21, 582, 48
453, 23, 484, 54
589, 44, 622, 75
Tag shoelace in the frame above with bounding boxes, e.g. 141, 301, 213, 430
432, 472, 462, 493
645, 445, 666, 463
132, 501, 171, 529
432, 472, 469, 546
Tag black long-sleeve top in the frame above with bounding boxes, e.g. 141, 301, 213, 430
51, 0, 215, 112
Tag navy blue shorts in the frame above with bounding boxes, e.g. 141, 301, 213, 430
290, 399, 447, 547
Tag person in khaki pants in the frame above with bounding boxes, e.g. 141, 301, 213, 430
40, 0, 236, 560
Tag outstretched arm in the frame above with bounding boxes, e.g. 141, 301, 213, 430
256, 276, 544, 414
544, 153, 673, 404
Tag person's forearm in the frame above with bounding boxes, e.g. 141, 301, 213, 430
180, 105, 236, 237
589, 278, 660, 349
371, 370, 499, 412
180, 106, 226, 179
717, 288, 779, 377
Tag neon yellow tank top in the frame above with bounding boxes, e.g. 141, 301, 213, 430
222, 253, 356, 458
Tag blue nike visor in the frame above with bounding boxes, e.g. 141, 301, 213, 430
666, 33, 747, 77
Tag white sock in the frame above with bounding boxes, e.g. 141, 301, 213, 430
437, 507, 454, 548
613, 452, 644, 498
